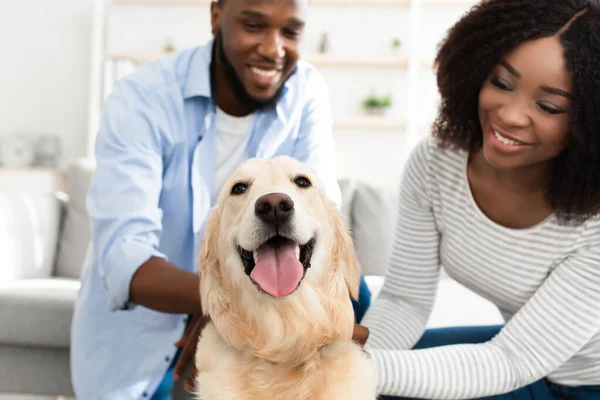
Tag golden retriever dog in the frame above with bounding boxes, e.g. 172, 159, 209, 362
194, 156, 377, 400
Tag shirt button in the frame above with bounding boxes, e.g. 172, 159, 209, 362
142, 392, 148, 397
165, 356, 171, 362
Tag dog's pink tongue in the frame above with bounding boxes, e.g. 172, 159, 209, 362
250, 242, 303, 298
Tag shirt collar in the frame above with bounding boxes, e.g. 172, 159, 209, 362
182, 38, 214, 100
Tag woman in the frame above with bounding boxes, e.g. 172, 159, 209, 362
358, 1, 600, 399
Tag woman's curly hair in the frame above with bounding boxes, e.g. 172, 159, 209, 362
432, 0, 600, 224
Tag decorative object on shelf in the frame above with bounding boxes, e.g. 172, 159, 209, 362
391, 37, 402, 55
318, 32, 329, 54
34, 134, 62, 168
163, 37, 176, 53
0, 135, 36, 169
362, 93, 393, 116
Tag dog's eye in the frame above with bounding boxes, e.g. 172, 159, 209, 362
231, 183, 248, 195
294, 176, 311, 188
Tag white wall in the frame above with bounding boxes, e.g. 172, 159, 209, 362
0, 0, 95, 169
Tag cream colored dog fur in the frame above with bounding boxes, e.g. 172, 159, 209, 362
193, 156, 377, 400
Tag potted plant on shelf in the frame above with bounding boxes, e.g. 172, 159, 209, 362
391, 38, 402, 55
318, 32, 329, 54
163, 37, 176, 53
362, 93, 392, 116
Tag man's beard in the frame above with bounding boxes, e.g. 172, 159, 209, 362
212, 30, 294, 112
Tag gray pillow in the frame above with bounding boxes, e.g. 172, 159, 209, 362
351, 181, 398, 277
54, 159, 95, 279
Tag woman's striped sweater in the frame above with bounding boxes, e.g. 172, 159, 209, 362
362, 136, 600, 399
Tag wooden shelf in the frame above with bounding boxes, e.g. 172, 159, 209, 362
105, 52, 159, 65
422, 0, 480, 5
0, 168, 65, 192
306, 54, 407, 68
105, 52, 408, 69
112, 0, 210, 5
311, 0, 409, 6
112, 0, 410, 7
421, 59, 435, 68
333, 117, 405, 131
0, 168, 60, 173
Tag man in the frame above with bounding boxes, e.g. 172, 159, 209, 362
70, 0, 371, 399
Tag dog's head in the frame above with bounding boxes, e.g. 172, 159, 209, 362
198, 156, 360, 363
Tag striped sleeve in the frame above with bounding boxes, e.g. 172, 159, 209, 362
361, 137, 441, 351
367, 243, 600, 398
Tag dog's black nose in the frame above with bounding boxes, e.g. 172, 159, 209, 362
255, 193, 294, 226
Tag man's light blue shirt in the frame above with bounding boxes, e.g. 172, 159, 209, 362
71, 38, 341, 400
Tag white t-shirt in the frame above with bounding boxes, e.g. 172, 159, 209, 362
211, 107, 255, 205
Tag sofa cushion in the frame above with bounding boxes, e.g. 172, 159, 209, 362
0, 171, 62, 281
0, 344, 73, 395
351, 182, 398, 276
337, 178, 358, 228
55, 159, 95, 279
0, 278, 80, 347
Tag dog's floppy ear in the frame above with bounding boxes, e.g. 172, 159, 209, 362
199, 206, 220, 272
198, 206, 221, 311
327, 201, 361, 301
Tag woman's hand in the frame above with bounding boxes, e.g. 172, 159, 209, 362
173, 313, 210, 390
353, 324, 369, 346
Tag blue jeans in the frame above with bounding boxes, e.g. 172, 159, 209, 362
151, 274, 373, 399
379, 325, 600, 400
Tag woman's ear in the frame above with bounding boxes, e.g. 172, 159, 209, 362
327, 201, 361, 301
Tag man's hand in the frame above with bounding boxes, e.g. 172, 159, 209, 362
173, 313, 210, 391
353, 324, 369, 346
129, 257, 202, 315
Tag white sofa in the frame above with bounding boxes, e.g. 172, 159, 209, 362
0, 160, 502, 397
